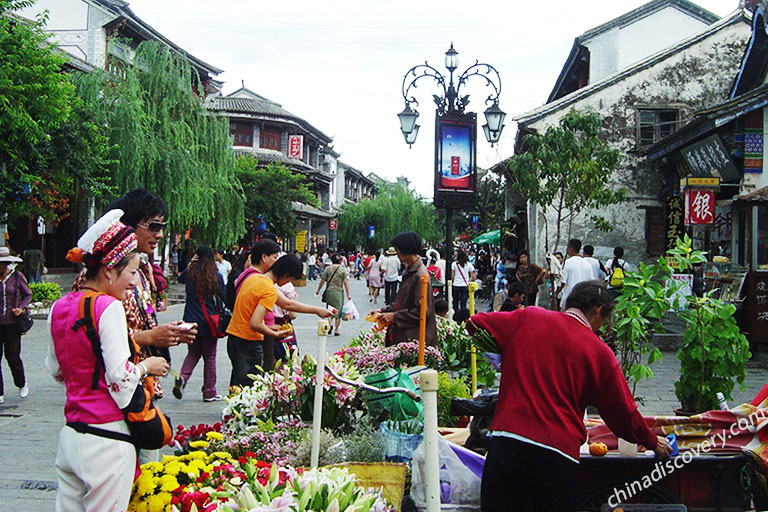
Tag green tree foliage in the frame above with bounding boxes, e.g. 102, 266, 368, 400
74, 41, 244, 246
234, 156, 319, 238
507, 110, 625, 251
0, 1, 110, 222
337, 181, 440, 249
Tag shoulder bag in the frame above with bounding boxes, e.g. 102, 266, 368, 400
14, 272, 34, 335
321, 265, 340, 303
200, 292, 231, 339
71, 291, 172, 449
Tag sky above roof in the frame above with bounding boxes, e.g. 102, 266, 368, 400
124, 0, 734, 198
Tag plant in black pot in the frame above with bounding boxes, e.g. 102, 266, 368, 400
669, 235, 751, 414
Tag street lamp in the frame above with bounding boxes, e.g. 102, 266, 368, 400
398, 43, 505, 307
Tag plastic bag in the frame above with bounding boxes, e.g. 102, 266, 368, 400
411, 437, 482, 506
363, 369, 423, 420
379, 422, 423, 463
341, 299, 359, 321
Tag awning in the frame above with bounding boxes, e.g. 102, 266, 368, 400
472, 230, 501, 245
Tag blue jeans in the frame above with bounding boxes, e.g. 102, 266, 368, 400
453, 286, 469, 311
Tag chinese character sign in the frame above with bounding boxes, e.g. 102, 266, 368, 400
666, 196, 684, 250
684, 188, 715, 225
329, 220, 337, 231
295, 230, 308, 252
288, 135, 303, 160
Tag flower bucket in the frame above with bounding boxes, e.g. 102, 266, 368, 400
328, 462, 408, 511
379, 422, 423, 464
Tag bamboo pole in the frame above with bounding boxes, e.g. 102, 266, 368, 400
418, 273, 428, 366
468, 281, 479, 395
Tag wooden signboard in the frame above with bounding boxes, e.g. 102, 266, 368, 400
748, 271, 768, 343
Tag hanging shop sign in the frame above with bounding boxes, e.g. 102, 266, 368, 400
684, 188, 715, 225
328, 220, 337, 231
680, 135, 739, 182
434, 113, 477, 209
665, 195, 685, 253
295, 230, 307, 253
679, 177, 720, 190
367, 225, 375, 239
288, 135, 304, 160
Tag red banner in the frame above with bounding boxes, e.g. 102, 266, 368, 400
684, 188, 715, 225
288, 135, 303, 160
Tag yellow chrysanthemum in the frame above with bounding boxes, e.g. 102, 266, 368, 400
161, 454, 179, 464
162, 461, 182, 477
135, 472, 156, 497
188, 450, 207, 459
142, 461, 163, 473
188, 440, 210, 449
205, 431, 224, 441
133, 500, 149, 512
212, 451, 232, 460
189, 458, 207, 472
158, 474, 180, 492
147, 491, 171, 511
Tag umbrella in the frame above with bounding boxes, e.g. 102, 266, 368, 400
472, 229, 501, 245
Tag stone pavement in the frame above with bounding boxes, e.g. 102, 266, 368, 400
1, 274, 765, 509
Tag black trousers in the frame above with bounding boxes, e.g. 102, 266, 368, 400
481, 436, 579, 512
384, 280, 399, 305
0, 324, 26, 396
227, 334, 264, 387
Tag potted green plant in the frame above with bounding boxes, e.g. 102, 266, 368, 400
607, 256, 679, 401
668, 235, 751, 414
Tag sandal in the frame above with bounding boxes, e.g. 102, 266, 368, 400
334, 332, 341, 336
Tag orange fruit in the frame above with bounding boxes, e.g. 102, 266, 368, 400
589, 442, 608, 456
280, 324, 293, 334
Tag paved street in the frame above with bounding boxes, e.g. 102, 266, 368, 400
0, 274, 765, 509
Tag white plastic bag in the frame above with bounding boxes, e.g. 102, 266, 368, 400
341, 299, 359, 321
411, 437, 481, 507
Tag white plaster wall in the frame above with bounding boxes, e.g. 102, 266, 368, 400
585, 7, 714, 84
523, 21, 750, 267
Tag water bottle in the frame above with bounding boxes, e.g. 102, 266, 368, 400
716, 392, 729, 410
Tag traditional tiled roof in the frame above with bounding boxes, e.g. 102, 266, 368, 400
644, 81, 768, 162
734, 185, 768, 204
291, 201, 336, 219
208, 87, 333, 144
548, 0, 720, 103
516, 8, 747, 125
233, 147, 314, 173
93, 0, 222, 76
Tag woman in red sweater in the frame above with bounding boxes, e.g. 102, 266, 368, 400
469, 280, 672, 512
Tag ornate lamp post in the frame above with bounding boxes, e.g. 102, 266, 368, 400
398, 43, 505, 304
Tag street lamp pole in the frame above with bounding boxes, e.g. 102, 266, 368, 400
398, 44, 505, 309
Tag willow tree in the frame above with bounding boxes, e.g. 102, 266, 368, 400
74, 41, 244, 246
337, 181, 440, 249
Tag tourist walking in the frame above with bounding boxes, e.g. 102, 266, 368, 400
48, 210, 169, 512
451, 250, 475, 311
0, 247, 31, 404
371, 232, 437, 347
582, 244, 607, 281
174, 246, 226, 402
307, 251, 318, 280
22, 238, 45, 284
381, 247, 401, 305
426, 249, 444, 299
367, 249, 384, 304
515, 250, 545, 307
215, 249, 232, 284
315, 253, 351, 336
605, 246, 629, 299
556, 239, 594, 310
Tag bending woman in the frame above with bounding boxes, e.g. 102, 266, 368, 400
46, 210, 168, 512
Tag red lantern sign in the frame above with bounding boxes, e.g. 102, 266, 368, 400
288, 135, 303, 160
684, 188, 715, 225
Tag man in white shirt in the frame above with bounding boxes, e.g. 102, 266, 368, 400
381, 247, 401, 305
215, 249, 232, 283
556, 239, 594, 310
582, 245, 607, 281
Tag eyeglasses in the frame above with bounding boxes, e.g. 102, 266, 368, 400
137, 221, 167, 233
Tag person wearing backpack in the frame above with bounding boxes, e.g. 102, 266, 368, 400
47, 210, 169, 512
605, 246, 629, 299
174, 246, 225, 402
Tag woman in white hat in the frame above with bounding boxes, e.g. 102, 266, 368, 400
0, 246, 31, 404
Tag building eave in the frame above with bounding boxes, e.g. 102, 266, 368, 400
514, 9, 748, 126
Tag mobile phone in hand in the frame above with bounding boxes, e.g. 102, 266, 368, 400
177, 322, 195, 330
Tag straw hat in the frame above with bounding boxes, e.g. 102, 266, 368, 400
0, 247, 22, 263
386, 247, 397, 256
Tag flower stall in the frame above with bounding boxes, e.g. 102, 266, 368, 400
127, 317, 496, 512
